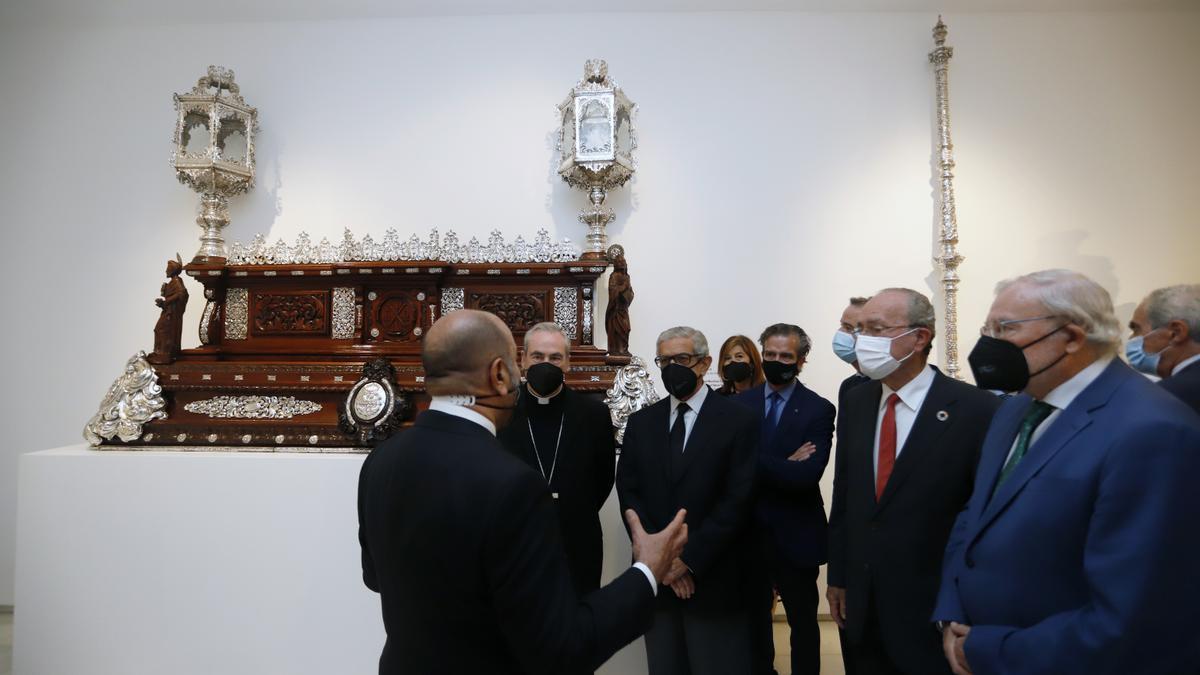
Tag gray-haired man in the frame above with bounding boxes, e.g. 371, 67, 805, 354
616, 326, 759, 675
1127, 283, 1200, 413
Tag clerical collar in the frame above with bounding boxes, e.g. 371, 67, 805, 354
428, 397, 497, 436
525, 383, 565, 406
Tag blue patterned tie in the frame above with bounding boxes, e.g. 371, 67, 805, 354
764, 392, 783, 441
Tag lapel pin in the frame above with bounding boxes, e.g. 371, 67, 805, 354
936, 410, 950, 422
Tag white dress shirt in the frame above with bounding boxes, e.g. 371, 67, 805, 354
428, 396, 656, 593
668, 383, 710, 452
873, 365, 936, 479
1004, 355, 1114, 463
1173, 353, 1200, 377
428, 397, 497, 436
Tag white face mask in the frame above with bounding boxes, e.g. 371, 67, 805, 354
855, 328, 918, 380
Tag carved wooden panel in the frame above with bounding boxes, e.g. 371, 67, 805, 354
252, 292, 328, 336
468, 292, 546, 334
368, 291, 423, 342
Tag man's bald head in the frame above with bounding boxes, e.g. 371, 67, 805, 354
422, 309, 517, 395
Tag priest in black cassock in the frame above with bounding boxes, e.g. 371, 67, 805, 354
499, 321, 617, 596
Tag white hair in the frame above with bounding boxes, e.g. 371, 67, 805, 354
656, 326, 709, 357
523, 321, 567, 350
996, 269, 1122, 354
1146, 284, 1200, 343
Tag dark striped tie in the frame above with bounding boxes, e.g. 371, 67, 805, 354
993, 401, 1055, 496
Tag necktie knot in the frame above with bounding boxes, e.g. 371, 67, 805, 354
676, 401, 691, 415
1024, 400, 1054, 426
885, 392, 901, 410
993, 400, 1057, 496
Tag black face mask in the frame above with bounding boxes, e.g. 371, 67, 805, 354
968, 326, 1067, 392
661, 363, 699, 400
722, 361, 753, 383
761, 360, 798, 386
525, 362, 565, 398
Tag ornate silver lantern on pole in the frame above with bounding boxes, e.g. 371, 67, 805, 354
929, 18, 964, 380
172, 66, 258, 262
557, 59, 637, 261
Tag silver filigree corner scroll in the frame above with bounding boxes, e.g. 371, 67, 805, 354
604, 355, 660, 445
83, 351, 168, 446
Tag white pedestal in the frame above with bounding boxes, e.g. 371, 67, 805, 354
14, 445, 649, 675
14, 446, 384, 675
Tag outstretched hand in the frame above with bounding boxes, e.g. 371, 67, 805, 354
626, 508, 688, 585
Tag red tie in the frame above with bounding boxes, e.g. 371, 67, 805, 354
876, 393, 901, 500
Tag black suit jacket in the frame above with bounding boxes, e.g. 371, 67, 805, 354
733, 382, 836, 568
827, 366, 1000, 674
1161, 359, 1200, 414
358, 410, 654, 675
615, 388, 758, 611
838, 372, 871, 411
498, 387, 616, 594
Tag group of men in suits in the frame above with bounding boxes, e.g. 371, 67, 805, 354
357, 272, 1200, 675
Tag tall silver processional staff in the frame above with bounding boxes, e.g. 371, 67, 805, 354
930, 17, 964, 380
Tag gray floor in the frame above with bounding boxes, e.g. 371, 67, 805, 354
0, 608, 840, 675
1, 609, 11, 675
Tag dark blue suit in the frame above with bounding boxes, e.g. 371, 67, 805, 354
934, 359, 1200, 675
734, 382, 835, 675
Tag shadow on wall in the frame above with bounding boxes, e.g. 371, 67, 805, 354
227, 129, 283, 247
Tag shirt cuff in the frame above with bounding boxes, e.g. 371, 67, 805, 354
632, 562, 657, 596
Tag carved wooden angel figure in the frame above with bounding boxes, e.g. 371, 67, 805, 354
149, 256, 189, 365
605, 245, 634, 357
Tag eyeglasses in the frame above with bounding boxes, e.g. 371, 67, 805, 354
655, 353, 705, 368
980, 315, 1058, 339
855, 324, 917, 338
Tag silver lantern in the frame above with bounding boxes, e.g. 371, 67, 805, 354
557, 59, 637, 261
171, 66, 258, 262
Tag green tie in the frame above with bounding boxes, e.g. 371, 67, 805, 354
993, 401, 1055, 496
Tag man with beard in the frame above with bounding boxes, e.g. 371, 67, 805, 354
357, 309, 688, 675
499, 322, 617, 599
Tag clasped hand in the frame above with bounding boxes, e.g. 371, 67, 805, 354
942, 622, 972, 675
624, 508, 688, 594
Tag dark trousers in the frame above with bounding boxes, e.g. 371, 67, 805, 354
645, 606, 752, 675
749, 535, 820, 675
844, 596, 904, 675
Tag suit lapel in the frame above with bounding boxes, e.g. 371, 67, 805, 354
852, 381, 885, 504
770, 383, 808, 452
874, 371, 956, 512
673, 390, 717, 484
972, 360, 1129, 537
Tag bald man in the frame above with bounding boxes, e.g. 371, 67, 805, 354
357, 310, 688, 675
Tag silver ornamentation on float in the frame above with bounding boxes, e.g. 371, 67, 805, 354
929, 17, 964, 380
199, 299, 216, 345
441, 287, 465, 315
582, 298, 593, 344
224, 288, 248, 340
184, 395, 321, 419
171, 66, 258, 262
332, 287, 356, 339
557, 59, 638, 260
83, 351, 168, 446
554, 287, 579, 341
604, 355, 660, 445
227, 227, 582, 266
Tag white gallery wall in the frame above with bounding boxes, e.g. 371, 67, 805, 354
1, 2, 1197, 656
